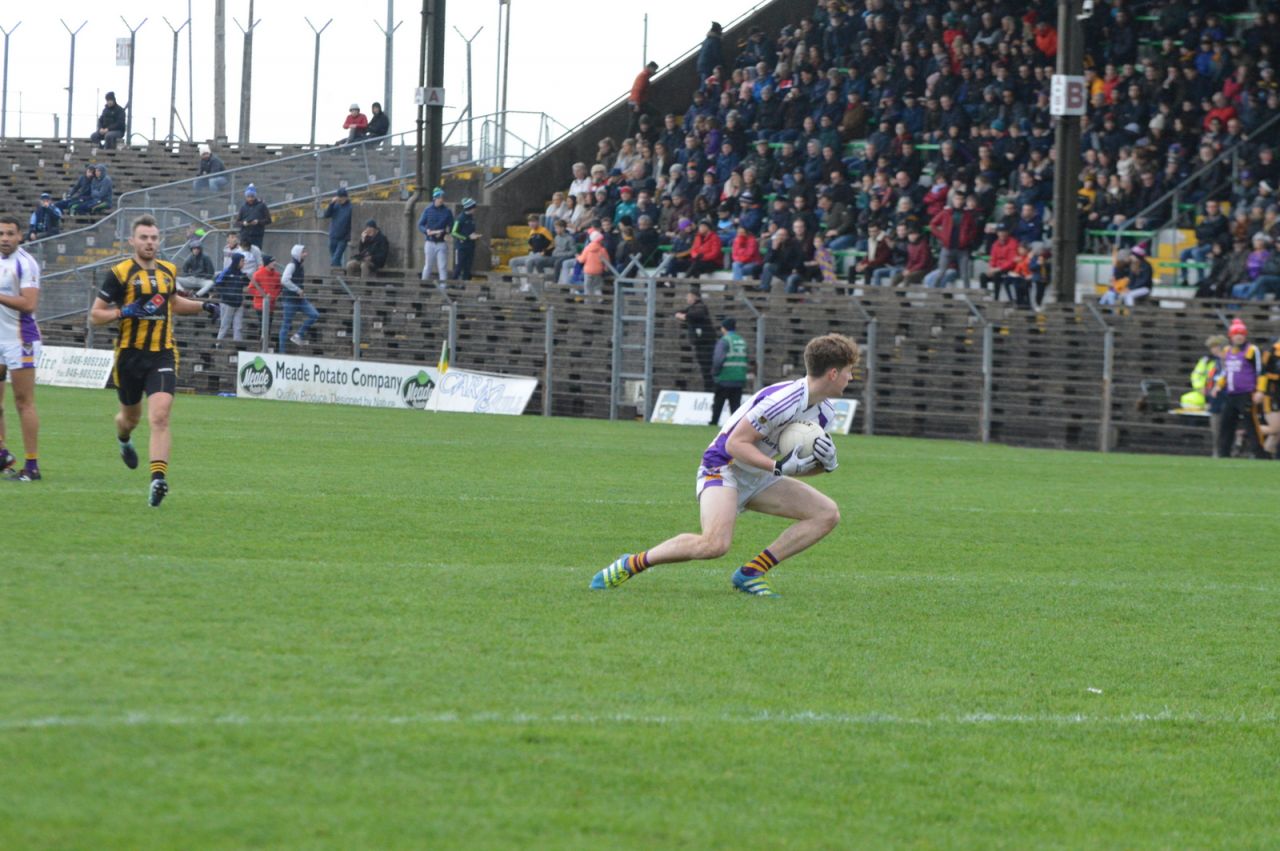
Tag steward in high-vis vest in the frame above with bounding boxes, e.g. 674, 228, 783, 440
1180, 334, 1225, 410
709, 316, 749, 426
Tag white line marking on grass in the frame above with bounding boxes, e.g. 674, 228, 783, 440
3, 709, 1276, 732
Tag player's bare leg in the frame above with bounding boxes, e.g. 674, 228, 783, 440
591, 486, 739, 589
0, 367, 12, 474
731, 478, 840, 596
116, 402, 142, 469
145, 393, 174, 507
8, 367, 39, 480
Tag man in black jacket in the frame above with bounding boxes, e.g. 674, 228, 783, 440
1180, 199, 1229, 287
366, 102, 390, 140
235, 184, 272, 250
674, 286, 717, 391
89, 92, 127, 149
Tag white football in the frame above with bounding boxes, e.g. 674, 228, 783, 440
775, 420, 825, 459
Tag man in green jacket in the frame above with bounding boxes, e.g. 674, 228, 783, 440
709, 316, 749, 426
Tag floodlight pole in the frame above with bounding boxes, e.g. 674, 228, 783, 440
305, 17, 332, 148
233, 2, 261, 145
453, 25, 482, 158
374, 3, 403, 121
0, 22, 19, 140
60, 20, 86, 143
120, 17, 148, 141
163, 17, 190, 144
1051, 0, 1084, 303
187, 0, 195, 141
214, 0, 226, 143
495, 0, 512, 165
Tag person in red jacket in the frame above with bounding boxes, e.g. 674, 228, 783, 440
929, 193, 982, 287
628, 61, 659, 137
687, 219, 724, 278
340, 104, 368, 145
730, 225, 763, 281
979, 223, 1021, 298
898, 227, 935, 285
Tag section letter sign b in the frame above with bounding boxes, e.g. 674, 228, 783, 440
1050, 75, 1086, 116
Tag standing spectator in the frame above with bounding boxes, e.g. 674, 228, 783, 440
697, 23, 724, 84
89, 92, 126, 149
577, 230, 609, 298
627, 61, 660, 138
450, 201, 479, 281
1214, 319, 1268, 459
929, 194, 981, 287
340, 104, 368, 144
322, 188, 353, 267
213, 253, 249, 345
509, 214, 555, 290
55, 166, 95, 214
248, 254, 283, 323
674, 286, 716, 391
195, 146, 228, 192
235, 184, 272, 250
346, 220, 391, 280
708, 316, 748, 426
176, 237, 214, 295
417, 187, 453, 287
278, 245, 321, 351
365, 102, 389, 140
26, 193, 62, 242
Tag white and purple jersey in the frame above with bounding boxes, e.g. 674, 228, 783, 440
701, 377, 833, 469
0, 247, 40, 346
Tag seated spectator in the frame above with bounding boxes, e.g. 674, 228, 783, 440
758, 228, 804, 293
340, 104, 368, 145
1195, 239, 1238, 299
731, 225, 763, 282
812, 233, 838, 291
196, 146, 228, 192
980, 224, 1021, 298
855, 223, 893, 286
80, 164, 114, 216
366, 102, 389, 140
26, 193, 62, 242
176, 237, 215, 295
897, 228, 935, 287
346, 220, 390, 279
686, 219, 724, 278
1229, 233, 1274, 299
1241, 240, 1280, 300
1100, 244, 1154, 306
55, 166, 95, 214
509, 214, 555, 289
632, 214, 662, 268
544, 192, 570, 231
89, 92, 126, 149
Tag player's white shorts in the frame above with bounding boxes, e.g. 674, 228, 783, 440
696, 462, 780, 513
0, 341, 40, 372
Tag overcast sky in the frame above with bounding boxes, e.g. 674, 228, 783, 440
2, 0, 763, 148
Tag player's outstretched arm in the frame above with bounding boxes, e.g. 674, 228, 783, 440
171, 293, 220, 320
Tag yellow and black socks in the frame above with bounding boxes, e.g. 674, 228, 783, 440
740, 548, 779, 577
150, 460, 168, 481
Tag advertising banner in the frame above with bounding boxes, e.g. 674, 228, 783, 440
35, 346, 115, 389
651, 389, 859, 434
235, 352, 536, 415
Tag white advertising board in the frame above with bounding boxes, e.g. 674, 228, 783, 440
235, 352, 536, 415
35, 345, 115, 389
650, 389, 858, 433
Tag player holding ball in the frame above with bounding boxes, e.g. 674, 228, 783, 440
591, 333, 857, 597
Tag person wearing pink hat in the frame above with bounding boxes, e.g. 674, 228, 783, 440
1215, 318, 1268, 458
576, 229, 608, 298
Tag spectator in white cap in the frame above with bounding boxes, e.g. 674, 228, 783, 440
195, 145, 228, 192
341, 103, 368, 145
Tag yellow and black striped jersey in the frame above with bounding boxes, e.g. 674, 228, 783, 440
99, 259, 180, 355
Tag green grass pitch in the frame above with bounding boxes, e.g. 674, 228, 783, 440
3, 387, 1278, 849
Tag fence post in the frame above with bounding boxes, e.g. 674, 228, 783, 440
261, 294, 272, 351
444, 301, 458, 365
543, 304, 554, 417
352, 297, 362, 359
962, 297, 992, 444
735, 291, 766, 389
1086, 301, 1113, 452
848, 300, 877, 435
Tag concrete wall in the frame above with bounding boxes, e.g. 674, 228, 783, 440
481, 0, 799, 239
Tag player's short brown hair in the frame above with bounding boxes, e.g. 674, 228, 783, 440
804, 333, 860, 377
0, 213, 21, 230
131, 214, 159, 233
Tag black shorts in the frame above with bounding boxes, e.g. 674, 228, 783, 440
114, 349, 177, 406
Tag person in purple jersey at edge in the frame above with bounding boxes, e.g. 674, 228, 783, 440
0, 214, 42, 481
592, 333, 858, 597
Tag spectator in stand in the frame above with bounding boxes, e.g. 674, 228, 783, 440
854, 223, 893, 286
448, 202, 478, 282
235, 184, 271, 250
195, 146, 228, 192
55, 165, 95, 214
632, 214, 662, 268
176, 237, 214, 296
627, 61, 660, 138
1241, 242, 1280, 301
981, 224, 1021, 298
659, 218, 696, 277
366, 102, 389, 140
26, 193, 62, 243
1100, 244, 1154, 306
577, 230, 609, 298
544, 191, 570, 231
1181, 199, 1229, 286
89, 92, 126, 149
340, 104, 368, 145
697, 22, 724, 84
214, 252, 249, 345
322, 188, 354, 267
248, 254, 282, 321
348, 219, 391, 280
759, 228, 804, 293
81, 164, 114, 216
418, 187, 453, 287
509, 213, 555, 290
897, 228, 935, 287
731, 224, 763, 282
813, 233, 838, 291
929, 194, 982, 288
686, 219, 724, 278
278, 244, 321, 351
1229, 233, 1273, 299
568, 163, 592, 198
